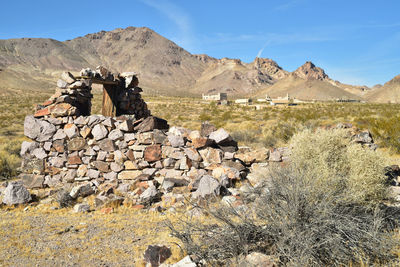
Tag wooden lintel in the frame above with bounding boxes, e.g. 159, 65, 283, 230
75, 76, 119, 85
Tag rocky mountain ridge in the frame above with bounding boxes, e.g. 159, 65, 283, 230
0, 26, 396, 101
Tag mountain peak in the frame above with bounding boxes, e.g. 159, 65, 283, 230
293, 61, 328, 80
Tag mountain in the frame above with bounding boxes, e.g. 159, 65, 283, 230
0, 26, 372, 100
255, 61, 363, 101
365, 74, 400, 103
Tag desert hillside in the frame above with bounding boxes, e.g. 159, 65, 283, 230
365, 74, 400, 103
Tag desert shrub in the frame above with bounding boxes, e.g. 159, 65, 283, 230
168, 168, 398, 266
289, 128, 388, 204
0, 151, 19, 179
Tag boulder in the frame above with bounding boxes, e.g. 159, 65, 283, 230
168, 134, 185, 148
134, 116, 169, 132
144, 145, 162, 162
73, 203, 91, 213
144, 245, 172, 267
2, 182, 32, 205
118, 170, 142, 180
64, 124, 79, 139
70, 183, 94, 199
61, 71, 75, 84
98, 139, 116, 152
192, 175, 221, 199
200, 121, 216, 137
209, 128, 232, 144
68, 137, 87, 151
20, 174, 45, 189
108, 129, 124, 141
92, 124, 109, 141
20, 141, 39, 157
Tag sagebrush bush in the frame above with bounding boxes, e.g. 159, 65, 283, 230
168, 168, 398, 266
289, 128, 388, 204
0, 151, 19, 179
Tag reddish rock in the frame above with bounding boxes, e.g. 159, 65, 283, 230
100, 207, 114, 214
34, 107, 50, 118
42, 100, 54, 106
126, 149, 135, 161
50, 103, 75, 117
132, 204, 145, 210
144, 144, 162, 162
68, 155, 82, 165
191, 137, 212, 149
92, 161, 110, 172
53, 140, 65, 152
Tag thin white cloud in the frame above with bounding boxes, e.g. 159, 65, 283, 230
139, 0, 196, 51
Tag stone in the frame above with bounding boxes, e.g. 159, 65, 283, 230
92, 124, 108, 141
140, 185, 160, 203
120, 72, 139, 88
63, 169, 77, 183
163, 158, 176, 168
153, 129, 167, 144
110, 162, 123, 172
199, 147, 223, 166
239, 252, 276, 267
88, 115, 102, 127
191, 137, 212, 149
209, 128, 232, 144
64, 123, 79, 139
57, 79, 68, 89
80, 126, 92, 138
67, 155, 82, 165
124, 133, 136, 142
96, 151, 107, 161
124, 161, 139, 170
43, 142, 52, 151
53, 129, 67, 140
118, 119, 134, 132
92, 161, 110, 172
144, 144, 162, 162
50, 103, 75, 117
102, 117, 116, 128
68, 137, 87, 151
168, 134, 185, 148
108, 129, 124, 141
77, 165, 88, 177
31, 148, 47, 160
24, 116, 40, 140
160, 255, 196, 267
200, 121, 217, 137
73, 203, 91, 213
118, 170, 142, 180
268, 149, 282, 162
70, 183, 94, 198
188, 130, 201, 141
192, 175, 221, 199
137, 132, 154, 145
34, 107, 50, 118
104, 172, 117, 180
352, 130, 373, 144
134, 116, 169, 132
61, 71, 75, 84
178, 157, 192, 170
20, 174, 45, 189
126, 149, 135, 161
88, 169, 100, 179
183, 147, 202, 162
114, 150, 126, 164
98, 139, 115, 152
53, 140, 65, 152
74, 116, 86, 126
2, 182, 32, 205
144, 245, 172, 267
49, 156, 66, 168
20, 141, 39, 156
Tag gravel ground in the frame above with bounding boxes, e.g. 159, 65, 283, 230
0, 204, 184, 267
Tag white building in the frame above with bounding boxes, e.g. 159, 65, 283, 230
202, 93, 228, 101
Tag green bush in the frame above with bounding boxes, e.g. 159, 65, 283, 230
289, 128, 388, 204
0, 151, 19, 179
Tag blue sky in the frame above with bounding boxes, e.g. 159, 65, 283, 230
1, 0, 399, 86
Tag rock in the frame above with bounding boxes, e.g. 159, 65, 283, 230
239, 252, 276, 267
2, 182, 32, 205
110, 162, 123, 172
98, 139, 115, 152
102, 117, 116, 128
352, 130, 373, 144
108, 129, 124, 141
64, 124, 79, 139
192, 175, 221, 199
67, 155, 82, 165
61, 71, 75, 84
34, 107, 50, 118
191, 137, 212, 149
20, 174, 45, 189
92, 124, 108, 141
183, 147, 202, 162
88, 169, 100, 179
268, 149, 282, 162
188, 130, 201, 140
70, 183, 94, 199
53, 129, 67, 140
118, 119, 134, 132
209, 128, 232, 144
80, 126, 92, 138
168, 134, 185, 148
124, 161, 139, 170
33, 147, 48, 160
144, 145, 162, 162
104, 172, 117, 180
153, 129, 167, 144
50, 103, 75, 117
92, 161, 110, 172
199, 147, 223, 166
200, 121, 217, 137
159, 255, 196, 267
124, 133, 136, 142
24, 116, 56, 142
57, 79, 68, 89
77, 165, 88, 177
68, 137, 87, 151
134, 116, 169, 132
20, 141, 39, 156
118, 170, 142, 180
144, 245, 172, 267
140, 185, 160, 203
73, 203, 91, 213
